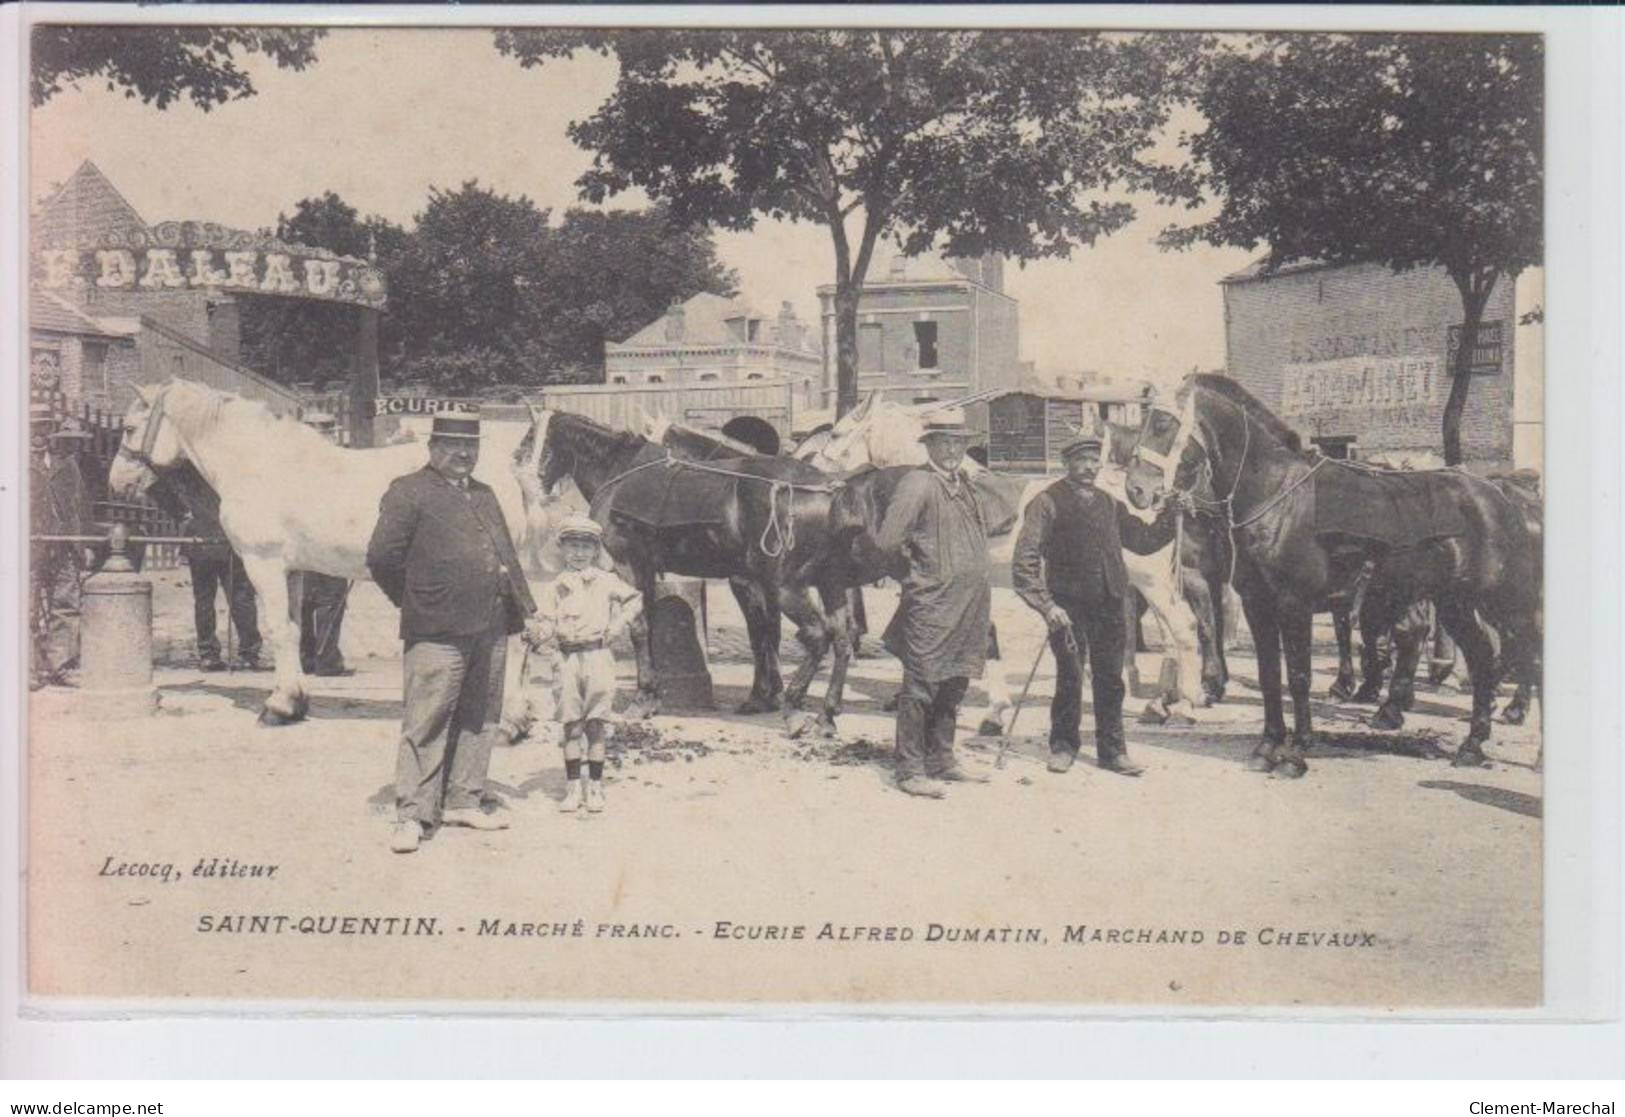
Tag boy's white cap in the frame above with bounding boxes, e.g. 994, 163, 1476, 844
557, 514, 604, 543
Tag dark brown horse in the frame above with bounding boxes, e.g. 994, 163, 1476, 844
520, 409, 855, 734
1124, 375, 1541, 775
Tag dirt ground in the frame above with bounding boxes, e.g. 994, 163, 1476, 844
26, 572, 1542, 1010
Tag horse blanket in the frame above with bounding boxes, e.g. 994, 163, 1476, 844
1312, 465, 1468, 548
595, 450, 741, 530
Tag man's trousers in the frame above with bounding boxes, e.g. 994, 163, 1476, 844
189, 553, 261, 660
1048, 593, 1129, 762
396, 628, 507, 826
895, 669, 970, 780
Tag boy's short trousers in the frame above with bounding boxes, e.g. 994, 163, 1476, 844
558, 646, 618, 725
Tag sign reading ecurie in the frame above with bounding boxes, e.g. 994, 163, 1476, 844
371, 397, 481, 418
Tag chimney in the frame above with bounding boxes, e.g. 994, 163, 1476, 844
776, 301, 802, 349
207, 295, 242, 365
980, 253, 1004, 294
664, 298, 686, 342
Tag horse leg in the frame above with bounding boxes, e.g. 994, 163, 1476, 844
815, 584, 854, 735
1348, 604, 1390, 704
1428, 616, 1458, 686
1237, 590, 1286, 772
777, 583, 832, 740
1273, 605, 1315, 779
1436, 597, 1498, 767
1184, 570, 1225, 707
238, 556, 307, 725
1373, 604, 1427, 730
977, 624, 1011, 736
625, 564, 661, 719
1153, 580, 1202, 724
1329, 606, 1357, 701
729, 577, 777, 714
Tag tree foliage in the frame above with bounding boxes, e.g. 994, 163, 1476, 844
237, 192, 407, 388
1162, 33, 1542, 464
31, 25, 325, 110
495, 29, 1192, 414
235, 185, 734, 395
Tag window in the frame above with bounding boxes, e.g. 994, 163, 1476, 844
610, 376, 628, 385
171, 354, 185, 375
745, 373, 764, 382
83, 342, 109, 395
913, 321, 939, 369
699, 373, 719, 382
858, 322, 884, 373
647, 374, 664, 385
747, 320, 760, 342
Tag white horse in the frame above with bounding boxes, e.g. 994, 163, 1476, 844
107, 378, 544, 724
799, 398, 1206, 729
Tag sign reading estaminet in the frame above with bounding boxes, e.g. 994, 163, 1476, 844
1280, 355, 1446, 418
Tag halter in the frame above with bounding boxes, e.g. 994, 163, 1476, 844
131, 385, 170, 463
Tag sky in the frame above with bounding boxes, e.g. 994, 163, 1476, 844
29, 27, 1259, 380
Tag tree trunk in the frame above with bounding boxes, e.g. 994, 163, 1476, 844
1441, 271, 1498, 467
833, 281, 860, 418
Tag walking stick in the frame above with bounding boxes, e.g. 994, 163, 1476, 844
996, 628, 1075, 769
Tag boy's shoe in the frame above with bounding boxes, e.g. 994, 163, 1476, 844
585, 781, 606, 813
442, 807, 510, 830
558, 780, 585, 813
390, 821, 422, 854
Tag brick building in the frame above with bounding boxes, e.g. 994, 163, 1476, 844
816, 251, 1021, 413
604, 292, 821, 389
1220, 258, 1543, 471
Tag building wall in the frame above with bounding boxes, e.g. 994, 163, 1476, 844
604, 344, 820, 387
31, 331, 140, 412
1222, 261, 1518, 469
817, 279, 1020, 410
124, 319, 304, 418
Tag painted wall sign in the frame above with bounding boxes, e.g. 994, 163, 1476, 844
1280, 354, 1444, 418
371, 397, 481, 418
33, 220, 387, 309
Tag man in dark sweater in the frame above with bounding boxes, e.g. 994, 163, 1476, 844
1012, 433, 1190, 777
366, 413, 537, 853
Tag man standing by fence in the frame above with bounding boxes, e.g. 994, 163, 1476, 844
367, 412, 536, 854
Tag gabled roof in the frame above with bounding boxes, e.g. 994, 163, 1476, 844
613, 291, 813, 351
1220, 254, 1335, 284
29, 289, 122, 338
35, 161, 150, 246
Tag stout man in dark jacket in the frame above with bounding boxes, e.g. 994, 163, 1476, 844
1012, 433, 1189, 777
367, 412, 537, 853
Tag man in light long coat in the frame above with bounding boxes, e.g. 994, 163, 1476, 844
874, 413, 994, 798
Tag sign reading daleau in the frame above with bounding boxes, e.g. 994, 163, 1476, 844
1280, 354, 1444, 418
33, 220, 387, 309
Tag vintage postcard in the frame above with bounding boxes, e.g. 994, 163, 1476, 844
20, 13, 1550, 1011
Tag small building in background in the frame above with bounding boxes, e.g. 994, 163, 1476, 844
604, 292, 822, 388
816, 251, 1021, 412
1220, 257, 1543, 472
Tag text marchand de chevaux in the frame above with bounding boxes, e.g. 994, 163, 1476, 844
190, 916, 1378, 948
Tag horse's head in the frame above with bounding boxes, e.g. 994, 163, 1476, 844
1124, 387, 1204, 510
530, 408, 578, 496
107, 383, 180, 499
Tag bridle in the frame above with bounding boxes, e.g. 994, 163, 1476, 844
123, 385, 171, 466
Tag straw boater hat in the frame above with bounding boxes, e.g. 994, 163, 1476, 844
429, 413, 481, 440
916, 407, 980, 443
557, 514, 604, 544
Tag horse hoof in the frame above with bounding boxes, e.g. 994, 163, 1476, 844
258, 706, 297, 727
736, 696, 778, 715
1271, 757, 1308, 780
1138, 703, 1169, 726
1428, 667, 1454, 686
1499, 703, 1527, 726
816, 715, 839, 740
1349, 685, 1384, 705
1452, 743, 1491, 768
1371, 704, 1405, 731
1328, 678, 1356, 702
1164, 704, 1198, 728
1245, 753, 1275, 774
976, 718, 1004, 738
1399, 692, 1416, 712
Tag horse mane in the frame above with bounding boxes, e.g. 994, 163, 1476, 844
1187, 373, 1304, 452
554, 409, 646, 463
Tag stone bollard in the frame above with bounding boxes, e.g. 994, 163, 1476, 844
649, 577, 715, 711
79, 524, 159, 718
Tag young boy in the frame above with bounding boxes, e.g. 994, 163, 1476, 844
526, 515, 642, 813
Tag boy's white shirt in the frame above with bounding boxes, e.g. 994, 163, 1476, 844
532, 566, 643, 647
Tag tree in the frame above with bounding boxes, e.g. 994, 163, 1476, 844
532, 205, 737, 375
237, 192, 407, 388
1161, 33, 1542, 465
495, 30, 1191, 415
31, 26, 325, 110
